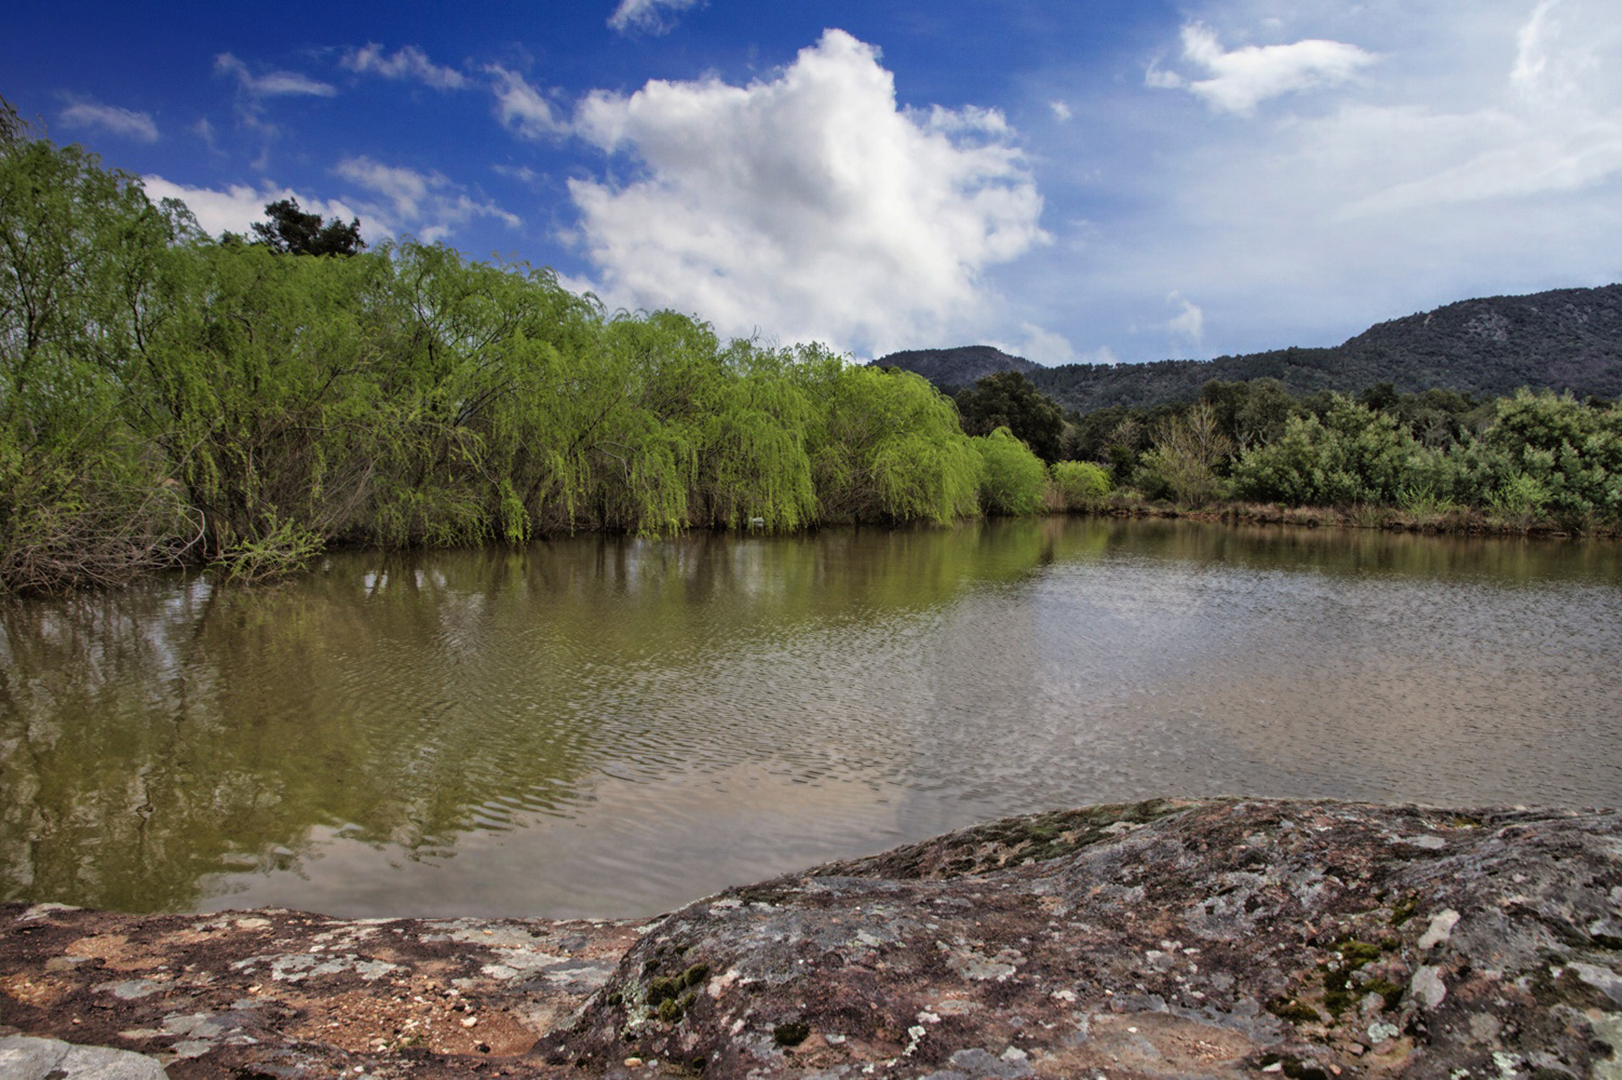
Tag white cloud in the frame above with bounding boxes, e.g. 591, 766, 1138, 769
492, 163, 543, 185
1049, 100, 1073, 122
214, 52, 336, 137
140, 176, 365, 239
335, 156, 521, 241
1166, 293, 1204, 344
998, 0, 1622, 363
1341, 0, 1622, 217
59, 98, 158, 142
214, 53, 337, 98
991, 322, 1077, 365
1152, 22, 1375, 115
342, 44, 467, 90
566, 29, 1048, 355
144, 166, 517, 247
608, 0, 702, 35
489, 65, 568, 139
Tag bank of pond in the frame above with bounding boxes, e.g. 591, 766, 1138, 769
4, 127, 1621, 595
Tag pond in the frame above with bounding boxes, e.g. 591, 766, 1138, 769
2, 518, 1618, 918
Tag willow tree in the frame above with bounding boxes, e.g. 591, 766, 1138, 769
798, 356, 982, 524
359, 242, 607, 546
132, 239, 387, 571
973, 426, 1049, 515
0, 129, 194, 589
690, 341, 817, 531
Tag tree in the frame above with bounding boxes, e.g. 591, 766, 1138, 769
249, 197, 364, 256
1135, 402, 1233, 505
954, 371, 1066, 463
1201, 378, 1298, 450
0, 132, 195, 589
0, 96, 30, 150
974, 427, 1049, 515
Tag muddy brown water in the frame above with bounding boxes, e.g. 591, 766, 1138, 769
1, 518, 1617, 918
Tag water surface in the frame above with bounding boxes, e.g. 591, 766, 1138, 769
2, 518, 1617, 917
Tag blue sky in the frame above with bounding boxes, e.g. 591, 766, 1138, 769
7, 0, 1621, 364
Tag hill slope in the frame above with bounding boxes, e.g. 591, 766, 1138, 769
876, 284, 1622, 412
874, 345, 1040, 390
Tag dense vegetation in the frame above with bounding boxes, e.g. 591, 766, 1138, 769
3, 112, 1616, 594
1054, 374, 1622, 533
0, 119, 1063, 593
877, 287, 1622, 413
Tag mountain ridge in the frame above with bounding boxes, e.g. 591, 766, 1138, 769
874, 283, 1622, 412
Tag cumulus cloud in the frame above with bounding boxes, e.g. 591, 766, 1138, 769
335, 156, 521, 241
566, 29, 1048, 355
214, 53, 336, 98
60, 98, 158, 142
608, 0, 702, 35
489, 65, 568, 139
140, 176, 365, 239
342, 44, 466, 90
1151, 22, 1375, 114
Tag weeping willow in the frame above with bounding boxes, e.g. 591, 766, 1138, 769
0, 131, 1019, 591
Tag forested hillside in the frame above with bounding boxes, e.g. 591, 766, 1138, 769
874, 345, 1040, 391
876, 285, 1622, 411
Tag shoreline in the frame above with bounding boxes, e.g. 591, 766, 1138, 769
3, 797, 1619, 1078
1087, 497, 1622, 540
5, 504, 1615, 600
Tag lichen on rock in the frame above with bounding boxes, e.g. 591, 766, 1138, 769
537, 798, 1622, 1078
1, 798, 1619, 1077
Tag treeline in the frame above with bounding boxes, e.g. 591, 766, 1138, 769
956, 370, 1622, 534
1, 120, 1080, 593
5, 115, 1615, 595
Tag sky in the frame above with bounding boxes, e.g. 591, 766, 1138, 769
6, 0, 1621, 365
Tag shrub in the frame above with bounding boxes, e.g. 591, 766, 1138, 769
1051, 460, 1112, 510
974, 427, 1048, 515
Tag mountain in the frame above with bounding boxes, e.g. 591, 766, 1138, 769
874, 345, 1040, 391
876, 284, 1622, 413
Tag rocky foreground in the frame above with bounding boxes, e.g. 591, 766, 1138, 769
2, 798, 1619, 1078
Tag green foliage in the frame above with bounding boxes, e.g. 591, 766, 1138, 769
692, 343, 817, 531
801, 359, 981, 525
954, 370, 1066, 462
0, 130, 199, 590
1229, 397, 1424, 507
1201, 378, 1299, 450
1473, 389, 1622, 525
1135, 402, 1233, 505
973, 427, 1047, 515
1486, 471, 1550, 522
1050, 460, 1112, 510
5, 126, 1618, 590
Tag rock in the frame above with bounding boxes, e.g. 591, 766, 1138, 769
0, 1034, 167, 1079
1, 798, 1618, 1078
538, 798, 1622, 1078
